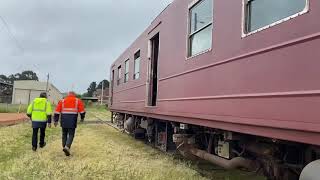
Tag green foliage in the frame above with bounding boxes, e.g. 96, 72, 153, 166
83, 79, 109, 97
4, 70, 39, 83
75, 93, 82, 98
0, 104, 28, 113
97, 79, 110, 89
0, 75, 9, 82
18, 70, 39, 81
1, 70, 39, 97
86, 82, 97, 97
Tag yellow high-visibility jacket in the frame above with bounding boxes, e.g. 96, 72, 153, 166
27, 98, 52, 123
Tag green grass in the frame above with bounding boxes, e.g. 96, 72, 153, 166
0, 103, 28, 113
0, 108, 265, 180
0, 123, 60, 167
0, 124, 208, 180
85, 105, 111, 121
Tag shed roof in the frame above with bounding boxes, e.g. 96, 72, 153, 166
0, 80, 12, 86
13, 80, 61, 94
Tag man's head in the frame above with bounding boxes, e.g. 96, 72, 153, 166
68, 91, 76, 97
40, 92, 47, 98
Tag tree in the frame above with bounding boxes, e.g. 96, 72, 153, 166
0, 75, 9, 83
5, 70, 39, 83
0, 70, 39, 97
86, 82, 97, 97
75, 93, 82, 98
84, 79, 110, 97
20, 70, 39, 81
97, 79, 110, 89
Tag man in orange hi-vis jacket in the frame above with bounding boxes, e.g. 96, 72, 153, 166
54, 92, 86, 156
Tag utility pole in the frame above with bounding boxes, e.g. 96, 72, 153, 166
101, 80, 104, 105
45, 73, 50, 93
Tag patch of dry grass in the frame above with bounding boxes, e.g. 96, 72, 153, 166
0, 123, 31, 163
85, 105, 111, 121
0, 124, 207, 180
0, 107, 265, 180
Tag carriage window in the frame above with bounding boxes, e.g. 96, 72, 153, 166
117, 66, 121, 85
124, 59, 129, 83
188, 0, 213, 57
134, 50, 140, 80
246, 0, 307, 32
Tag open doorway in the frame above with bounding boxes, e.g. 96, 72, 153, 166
110, 70, 114, 105
148, 33, 159, 106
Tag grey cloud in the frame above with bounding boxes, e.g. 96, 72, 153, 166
0, 0, 173, 93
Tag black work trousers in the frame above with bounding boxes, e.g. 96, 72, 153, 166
62, 128, 76, 148
32, 128, 46, 148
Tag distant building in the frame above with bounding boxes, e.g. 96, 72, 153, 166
81, 97, 99, 105
93, 88, 109, 105
12, 80, 63, 105
0, 80, 13, 103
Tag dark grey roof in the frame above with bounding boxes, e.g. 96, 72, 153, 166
81, 97, 99, 100
0, 79, 13, 86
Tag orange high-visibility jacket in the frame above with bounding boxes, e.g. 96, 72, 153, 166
54, 94, 85, 128
55, 95, 85, 115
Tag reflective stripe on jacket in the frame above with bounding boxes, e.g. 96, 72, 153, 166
61, 98, 79, 114
55, 96, 85, 115
27, 98, 52, 122
54, 94, 85, 128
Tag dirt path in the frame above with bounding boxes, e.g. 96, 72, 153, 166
0, 113, 28, 126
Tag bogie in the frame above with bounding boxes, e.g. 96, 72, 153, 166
111, 112, 320, 180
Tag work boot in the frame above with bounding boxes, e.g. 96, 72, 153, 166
32, 147, 37, 152
40, 142, 46, 148
63, 147, 71, 156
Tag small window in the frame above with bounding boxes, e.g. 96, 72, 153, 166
134, 50, 141, 80
188, 0, 213, 57
117, 66, 121, 85
124, 59, 129, 83
245, 0, 307, 33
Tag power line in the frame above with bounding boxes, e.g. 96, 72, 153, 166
0, 14, 24, 52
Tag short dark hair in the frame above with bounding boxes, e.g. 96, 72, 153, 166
40, 92, 47, 98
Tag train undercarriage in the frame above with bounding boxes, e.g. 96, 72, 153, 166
111, 112, 320, 180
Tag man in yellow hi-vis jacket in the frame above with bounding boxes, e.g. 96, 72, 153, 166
27, 92, 53, 151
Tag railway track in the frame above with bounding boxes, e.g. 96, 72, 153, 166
84, 113, 121, 130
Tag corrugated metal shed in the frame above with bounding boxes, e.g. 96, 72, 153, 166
12, 80, 63, 105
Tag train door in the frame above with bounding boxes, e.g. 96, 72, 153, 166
110, 69, 114, 105
147, 33, 159, 106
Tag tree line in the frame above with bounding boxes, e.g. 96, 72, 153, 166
0, 70, 110, 98
0, 70, 39, 96
83, 80, 110, 97
0, 70, 39, 84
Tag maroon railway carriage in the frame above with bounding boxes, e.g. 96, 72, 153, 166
109, 0, 320, 179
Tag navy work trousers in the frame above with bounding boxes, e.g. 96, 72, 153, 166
32, 128, 46, 148
62, 128, 76, 148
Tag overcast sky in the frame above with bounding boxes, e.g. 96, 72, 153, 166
0, 0, 172, 93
